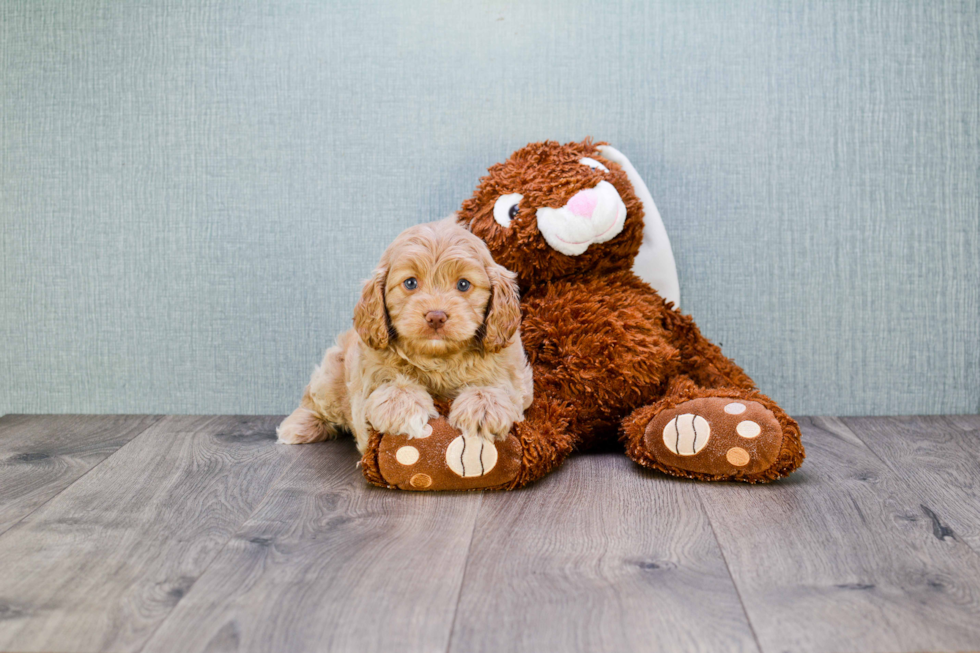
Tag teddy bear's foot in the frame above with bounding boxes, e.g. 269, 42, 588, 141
639, 397, 786, 481
368, 417, 523, 491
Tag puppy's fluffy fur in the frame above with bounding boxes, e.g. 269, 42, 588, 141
278, 217, 533, 452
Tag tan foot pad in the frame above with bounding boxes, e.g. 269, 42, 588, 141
377, 418, 522, 491
645, 398, 783, 477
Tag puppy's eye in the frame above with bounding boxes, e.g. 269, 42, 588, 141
403, 277, 418, 290
456, 279, 471, 292
493, 193, 524, 228
579, 157, 610, 173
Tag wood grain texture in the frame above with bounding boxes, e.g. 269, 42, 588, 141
448, 452, 759, 653
697, 416, 980, 653
0, 414, 161, 536
945, 415, 980, 434
843, 416, 980, 552
141, 438, 484, 653
2, 415, 980, 653
0, 415, 299, 653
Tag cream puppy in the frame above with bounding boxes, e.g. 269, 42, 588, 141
277, 218, 533, 452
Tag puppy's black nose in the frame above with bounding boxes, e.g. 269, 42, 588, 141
425, 310, 447, 329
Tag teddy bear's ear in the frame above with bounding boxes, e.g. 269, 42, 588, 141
480, 263, 521, 354
597, 145, 681, 309
353, 266, 393, 349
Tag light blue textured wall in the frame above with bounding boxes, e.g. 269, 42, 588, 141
1, 0, 978, 416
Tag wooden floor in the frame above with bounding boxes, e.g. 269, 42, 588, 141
0, 416, 978, 653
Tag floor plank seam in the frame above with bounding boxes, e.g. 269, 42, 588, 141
696, 485, 765, 653
134, 531, 235, 653
442, 491, 485, 653
0, 416, 165, 540
136, 437, 307, 653
832, 418, 914, 476
816, 417, 892, 469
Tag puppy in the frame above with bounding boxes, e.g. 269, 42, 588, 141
277, 217, 533, 453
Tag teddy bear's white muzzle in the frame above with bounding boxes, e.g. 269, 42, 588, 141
535, 181, 627, 256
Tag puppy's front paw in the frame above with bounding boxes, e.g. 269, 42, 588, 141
366, 383, 439, 440
449, 387, 523, 442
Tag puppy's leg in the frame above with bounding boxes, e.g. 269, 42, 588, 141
364, 378, 439, 441
277, 402, 339, 444
449, 385, 525, 442
278, 344, 348, 445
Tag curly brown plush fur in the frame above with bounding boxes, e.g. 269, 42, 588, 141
361, 139, 804, 489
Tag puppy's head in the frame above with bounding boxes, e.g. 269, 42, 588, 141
353, 218, 520, 356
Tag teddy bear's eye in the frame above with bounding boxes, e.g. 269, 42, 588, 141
493, 193, 524, 228
579, 157, 609, 173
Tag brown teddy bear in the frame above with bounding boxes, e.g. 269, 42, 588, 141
361, 139, 805, 491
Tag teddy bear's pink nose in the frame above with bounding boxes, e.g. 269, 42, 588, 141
567, 188, 598, 218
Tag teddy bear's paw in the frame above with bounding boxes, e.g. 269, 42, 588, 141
644, 398, 784, 479
375, 416, 523, 491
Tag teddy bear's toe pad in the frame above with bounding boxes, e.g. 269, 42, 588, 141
645, 398, 783, 477
377, 417, 522, 491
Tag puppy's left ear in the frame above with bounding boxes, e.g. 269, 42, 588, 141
480, 263, 521, 353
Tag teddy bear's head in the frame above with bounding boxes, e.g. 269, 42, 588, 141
457, 139, 646, 287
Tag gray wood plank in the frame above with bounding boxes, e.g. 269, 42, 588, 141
842, 416, 980, 551
448, 452, 760, 653
0, 415, 300, 653
945, 414, 980, 434
0, 414, 162, 536
140, 439, 484, 653
697, 416, 980, 653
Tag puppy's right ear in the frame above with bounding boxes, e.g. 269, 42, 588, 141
353, 267, 392, 349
